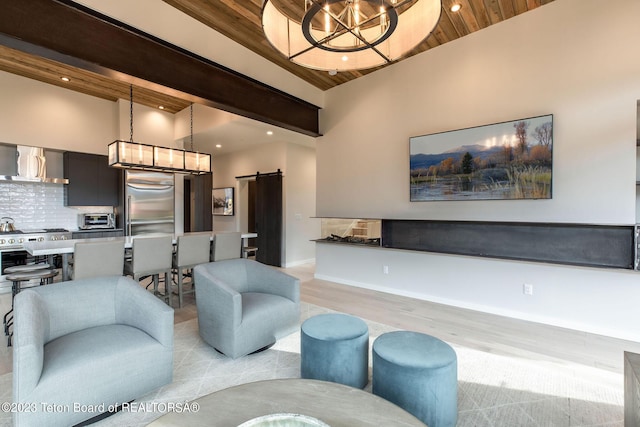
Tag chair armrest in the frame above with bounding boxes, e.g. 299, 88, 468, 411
194, 265, 242, 328
114, 276, 174, 348
246, 263, 300, 304
13, 291, 48, 400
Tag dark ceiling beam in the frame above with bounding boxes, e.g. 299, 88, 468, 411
0, 0, 320, 137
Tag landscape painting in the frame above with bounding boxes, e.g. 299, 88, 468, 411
410, 114, 553, 201
213, 187, 234, 216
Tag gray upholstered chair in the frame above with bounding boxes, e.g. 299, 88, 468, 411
72, 239, 124, 280
211, 231, 242, 261
12, 275, 174, 427
124, 235, 173, 305
193, 258, 300, 359
172, 233, 211, 308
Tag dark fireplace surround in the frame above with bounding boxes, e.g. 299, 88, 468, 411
318, 219, 635, 270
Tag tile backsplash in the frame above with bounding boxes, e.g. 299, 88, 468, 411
0, 182, 113, 231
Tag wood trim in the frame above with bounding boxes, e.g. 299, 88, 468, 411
0, 0, 320, 136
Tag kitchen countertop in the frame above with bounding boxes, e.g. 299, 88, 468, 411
23, 231, 258, 281
23, 231, 257, 255
71, 228, 124, 233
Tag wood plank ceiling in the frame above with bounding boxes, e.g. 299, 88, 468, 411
163, 0, 556, 90
0, 0, 555, 113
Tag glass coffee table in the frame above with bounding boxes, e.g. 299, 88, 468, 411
147, 378, 426, 426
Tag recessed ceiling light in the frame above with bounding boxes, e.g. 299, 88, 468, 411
158, 105, 165, 110
450, 4, 461, 12
341, 55, 349, 62
215, 144, 222, 148
267, 131, 273, 135
60, 76, 70, 82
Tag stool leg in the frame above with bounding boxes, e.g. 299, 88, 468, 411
165, 272, 172, 306
3, 310, 12, 335
177, 268, 184, 309
153, 274, 160, 296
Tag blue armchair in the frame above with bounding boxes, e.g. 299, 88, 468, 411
12, 275, 174, 427
193, 259, 300, 359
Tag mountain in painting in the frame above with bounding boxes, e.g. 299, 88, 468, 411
410, 144, 504, 170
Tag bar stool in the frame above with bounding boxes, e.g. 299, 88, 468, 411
242, 246, 258, 259
3, 263, 52, 334
3, 265, 58, 346
172, 233, 211, 308
211, 232, 242, 261
72, 240, 124, 280
124, 235, 173, 306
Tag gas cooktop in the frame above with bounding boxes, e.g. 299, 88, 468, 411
0, 229, 72, 248
0, 228, 69, 235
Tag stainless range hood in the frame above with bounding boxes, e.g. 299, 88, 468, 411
0, 144, 68, 184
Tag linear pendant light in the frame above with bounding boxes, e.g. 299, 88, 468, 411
108, 86, 211, 175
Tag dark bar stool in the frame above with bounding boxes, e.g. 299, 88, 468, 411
3, 264, 57, 346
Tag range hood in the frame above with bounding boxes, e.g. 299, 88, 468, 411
0, 145, 69, 184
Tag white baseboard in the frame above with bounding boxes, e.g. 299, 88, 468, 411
284, 258, 316, 268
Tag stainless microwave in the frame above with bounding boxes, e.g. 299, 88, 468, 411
79, 213, 115, 230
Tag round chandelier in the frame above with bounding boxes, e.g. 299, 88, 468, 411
262, 0, 442, 72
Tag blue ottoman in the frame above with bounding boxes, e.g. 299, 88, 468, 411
300, 313, 369, 389
373, 331, 457, 427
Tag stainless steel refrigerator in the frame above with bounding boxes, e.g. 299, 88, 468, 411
120, 170, 175, 236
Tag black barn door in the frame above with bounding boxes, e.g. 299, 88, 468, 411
255, 171, 282, 266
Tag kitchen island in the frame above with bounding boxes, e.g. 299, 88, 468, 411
23, 232, 257, 281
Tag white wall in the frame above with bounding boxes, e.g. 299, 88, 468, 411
284, 143, 318, 266
0, 71, 177, 154
212, 141, 318, 266
0, 71, 116, 153
316, 0, 640, 340
117, 99, 176, 149
212, 141, 287, 233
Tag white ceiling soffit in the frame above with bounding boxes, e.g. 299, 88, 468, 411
177, 104, 316, 156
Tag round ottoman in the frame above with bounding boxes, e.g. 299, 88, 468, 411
373, 331, 457, 427
300, 313, 369, 389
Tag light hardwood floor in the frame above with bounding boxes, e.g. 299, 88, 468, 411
285, 263, 640, 376
2, 263, 639, 380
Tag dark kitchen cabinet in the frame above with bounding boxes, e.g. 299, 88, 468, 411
64, 152, 120, 206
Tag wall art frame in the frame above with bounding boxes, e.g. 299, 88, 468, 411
213, 187, 234, 216
410, 114, 553, 201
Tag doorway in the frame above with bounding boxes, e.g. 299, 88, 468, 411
183, 174, 213, 232
184, 177, 192, 232
238, 171, 283, 267
255, 171, 283, 267
247, 180, 256, 248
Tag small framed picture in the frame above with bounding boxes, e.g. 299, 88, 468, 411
213, 187, 234, 216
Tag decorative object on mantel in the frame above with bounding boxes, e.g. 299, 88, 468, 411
410, 114, 553, 201
261, 0, 442, 72
108, 89, 211, 175
317, 218, 381, 246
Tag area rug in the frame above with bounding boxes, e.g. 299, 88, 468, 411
0, 303, 624, 427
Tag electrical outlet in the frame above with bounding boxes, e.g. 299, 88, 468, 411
383, 265, 389, 274
523, 283, 534, 295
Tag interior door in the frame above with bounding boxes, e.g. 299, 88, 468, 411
255, 171, 282, 267
191, 173, 212, 231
